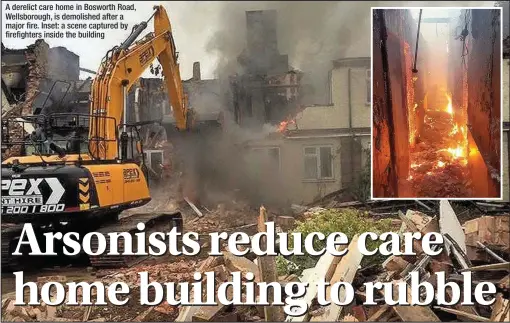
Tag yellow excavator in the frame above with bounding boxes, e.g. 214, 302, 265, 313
1, 5, 195, 270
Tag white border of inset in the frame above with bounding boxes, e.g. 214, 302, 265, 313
370, 6, 504, 201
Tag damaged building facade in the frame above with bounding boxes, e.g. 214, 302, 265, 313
214, 10, 371, 205
228, 10, 305, 130
1, 40, 90, 118
372, 8, 503, 198
1, 40, 91, 158
243, 57, 371, 205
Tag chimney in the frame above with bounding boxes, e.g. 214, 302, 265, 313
193, 62, 201, 81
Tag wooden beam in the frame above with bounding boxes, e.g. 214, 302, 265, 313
367, 305, 390, 321
434, 306, 491, 322
387, 283, 441, 322
224, 252, 260, 282
445, 289, 480, 321
460, 262, 510, 272
310, 235, 363, 322
257, 206, 285, 322
286, 239, 346, 321
491, 293, 510, 322
184, 196, 203, 217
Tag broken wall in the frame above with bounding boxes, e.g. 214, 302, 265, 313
502, 54, 509, 201
466, 8, 501, 196
1, 40, 49, 117
47, 47, 80, 81
127, 78, 170, 124
229, 10, 299, 130
243, 130, 371, 206
2, 40, 82, 117
183, 63, 223, 119
296, 58, 370, 130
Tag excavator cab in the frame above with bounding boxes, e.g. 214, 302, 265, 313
0, 5, 195, 271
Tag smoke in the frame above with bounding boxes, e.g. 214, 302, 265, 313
171, 1, 499, 207
204, 1, 495, 104
204, 1, 372, 104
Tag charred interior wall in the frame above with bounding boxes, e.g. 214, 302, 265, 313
449, 11, 468, 131
466, 8, 501, 196
126, 78, 169, 124
182, 63, 223, 119
1, 40, 81, 118
504, 37, 509, 201
372, 9, 426, 197
1, 40, 49, 116
230, 10, 301, 129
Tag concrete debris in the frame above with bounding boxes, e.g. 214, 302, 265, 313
1, 200, 508, 322
439, 200, 467, 253
284, 202, 509, 323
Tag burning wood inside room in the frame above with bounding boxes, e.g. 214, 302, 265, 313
372, 8, 502, 199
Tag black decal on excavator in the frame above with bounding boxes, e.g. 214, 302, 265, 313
1, 177, 66, 214
92, 171, 111, 184
139, 47, 155, 66
123, 168, 140, 183
92, 171, 111, 177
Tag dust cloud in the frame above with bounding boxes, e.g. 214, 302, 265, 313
203, 1, 495, 104
162, 1, 498, 207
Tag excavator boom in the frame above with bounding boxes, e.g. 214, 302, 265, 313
89, 5, 189, 160
0, 4, 190, 272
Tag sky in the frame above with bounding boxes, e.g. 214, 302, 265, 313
1, 1, 498, 81
1, 1, 223, 80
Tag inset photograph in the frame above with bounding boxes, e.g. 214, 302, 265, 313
372, 7, 503, 199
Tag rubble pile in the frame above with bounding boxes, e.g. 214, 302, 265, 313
185, 200, 260, 235
2, 40, 49, 159
1, 260, 202, 322
275, 202, 509, 322
407, 92, 473, 198
2, 200, 509, 322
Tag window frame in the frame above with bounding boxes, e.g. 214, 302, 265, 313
302, 145, 334, 181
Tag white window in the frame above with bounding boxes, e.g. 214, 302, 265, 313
303, 146, 333, 180
366, 69, 371, 105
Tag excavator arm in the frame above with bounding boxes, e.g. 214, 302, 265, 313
89, 5, 189, 160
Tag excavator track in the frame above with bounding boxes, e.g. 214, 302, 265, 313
89, 211, 183, 269
1, 224, 25, 271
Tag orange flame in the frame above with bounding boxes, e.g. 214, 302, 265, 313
450, 124, 459, 136
445, 93, 453, 114
278, 119, 295, 133
447, 146, 466, 159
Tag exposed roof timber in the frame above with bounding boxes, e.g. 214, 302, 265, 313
332, 57, 370, 68
79, 67, 96, 74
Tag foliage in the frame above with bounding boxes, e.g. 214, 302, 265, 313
276, 208, 394, 276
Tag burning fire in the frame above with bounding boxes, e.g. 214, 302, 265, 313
460, 125, 467, 136
278, 119, 296, 133
411, 162, 422, 169
450, 124, 459, 136
445, 93, 453, 115
447, 146, 466, 159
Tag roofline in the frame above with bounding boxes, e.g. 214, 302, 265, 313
333, 56, 370, 64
